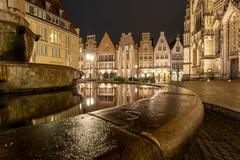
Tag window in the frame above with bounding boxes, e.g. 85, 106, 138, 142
52, 47, 60, 57
36, 44, 47, 56
25, 3, 30, 12
163, 46, 166, 51
176, 46, 180, 52
37, 9, 42, 18
165, 54, 168, 59
37, 26, 47, 41
124, 44, 129, 51
43, 12, 46, 19
158, 46, 161, 51
26, 2, 69, 29
34, 7, 37, 16
66, 35, 70, 47
51, 30, 60, 44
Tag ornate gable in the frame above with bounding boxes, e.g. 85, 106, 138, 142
97, 32, 115, 54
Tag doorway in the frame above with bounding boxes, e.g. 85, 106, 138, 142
230, 58, 239, 79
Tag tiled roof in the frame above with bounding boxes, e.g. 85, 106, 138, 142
25, 0, 78, 34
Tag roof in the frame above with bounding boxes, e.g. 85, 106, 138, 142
25, 0, 78, 34
169, 36, 183, 49
97, 32, 115, 52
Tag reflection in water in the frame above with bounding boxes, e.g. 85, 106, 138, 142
76, 83, 158, 112
0, 90, 82, 131
0, 83, 159, 131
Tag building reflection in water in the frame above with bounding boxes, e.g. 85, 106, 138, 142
0, 83, 159, 131
77, 82, 158, 111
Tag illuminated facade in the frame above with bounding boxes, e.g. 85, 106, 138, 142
154, 32, 171, 82
25, 0, 81, 69
183, 0, 240, 80
97, 33, 117, 79
138, 33, 154, 78
80, 32, 183, 82
170, 35, 184, 81
83, 35, 97, 79
117, 33, 138, 78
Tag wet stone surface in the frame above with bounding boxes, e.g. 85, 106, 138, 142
0, 84, 203, 160
186, 109, 240, 160
172, 81, 240, 113
0, 114, 161, 160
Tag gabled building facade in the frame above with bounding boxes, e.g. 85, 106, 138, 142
170, 35, 184, 81
97, 33, 116, 79
183, 0, 240, 80
154, 32, 171, 82
138, 33, 154, 78
80, 32, 184, 82
117, 33, 138, 78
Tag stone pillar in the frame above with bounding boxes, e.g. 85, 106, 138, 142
223, 23, 229, 79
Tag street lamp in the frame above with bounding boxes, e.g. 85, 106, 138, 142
86, 54, 94, 79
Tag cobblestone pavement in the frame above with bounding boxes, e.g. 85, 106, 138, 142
171, 81, 240, 113
185, 109, 240, 160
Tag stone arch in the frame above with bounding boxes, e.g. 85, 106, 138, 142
222, 3, 240, 79
110, 72, 115, 78
213, 20, 221, 57
103, 72, 109, 79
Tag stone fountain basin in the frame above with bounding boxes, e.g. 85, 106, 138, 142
0, 62, 82, 93
0, 84, 204, 159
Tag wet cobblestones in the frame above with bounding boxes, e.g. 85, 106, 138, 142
187, 109, 240, 160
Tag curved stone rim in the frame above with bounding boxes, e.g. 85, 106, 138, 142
0, 82, 204, 160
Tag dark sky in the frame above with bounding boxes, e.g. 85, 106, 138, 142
61, 0, 186, 44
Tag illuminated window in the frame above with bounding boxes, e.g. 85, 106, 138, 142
51, 30, 60, 44
124, 44, 129, 51
25, 3, 29, 12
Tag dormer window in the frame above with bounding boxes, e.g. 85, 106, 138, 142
45, 1, 51, 11
59, 9, 64, 17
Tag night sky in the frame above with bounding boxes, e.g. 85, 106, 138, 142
61, 0, 186, 44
